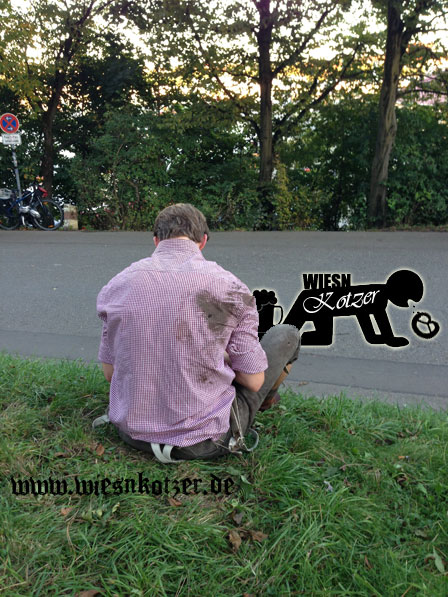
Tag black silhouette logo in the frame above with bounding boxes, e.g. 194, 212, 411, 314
254, 270, 440, 347
253, 290, 284, 340
411, 312, 440, 340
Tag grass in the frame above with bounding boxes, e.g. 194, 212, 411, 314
0, 352, 447, 597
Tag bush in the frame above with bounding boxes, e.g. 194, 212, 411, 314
278, 97, 448, 229
386, 103, 448, 226
273, 161, 323, 230
72, 105, 263, 231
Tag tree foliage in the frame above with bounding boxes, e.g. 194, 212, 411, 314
280, 97, 448, 229
72, 101, 262, 230
1, 0, 447, 230
135, 0, 366, 225
0, 0, 138, 197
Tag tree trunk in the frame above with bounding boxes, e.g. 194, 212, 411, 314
39, 70, 67, 199
256, 0, 275, 217
40, 111, 56, 199
38, 2, 96, 198
368, 1, 404, 228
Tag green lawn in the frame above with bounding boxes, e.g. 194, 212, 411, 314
1, 352, 447, 596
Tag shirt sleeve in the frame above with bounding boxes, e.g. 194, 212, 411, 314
98, 320, 113, 364
97, 286, 114, 364
226, 281, 268, 374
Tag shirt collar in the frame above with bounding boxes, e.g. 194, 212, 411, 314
153, 237, 203, 257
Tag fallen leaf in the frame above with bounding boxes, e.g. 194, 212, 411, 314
348, 429, 355, 435
228, 529, 242, 552
415, 529, 429, 539
54, 452, 69, 458
60, 507, 73, 516
249, 530, 268, 542
168, 497, 182, 507
364, 555, 373, 569
81, 511, 93, 523
398, 455, 408, 460
433, 549, 445, 574
340, 464, 347, 472
324, 480, 333, 492
95, 444, 105, 456
76, 590, 101, 597
343, 478, 351, 487
232, 511, 244, 525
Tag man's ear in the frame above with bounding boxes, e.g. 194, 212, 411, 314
199, 234, 207, 250
153, 236, 159, 247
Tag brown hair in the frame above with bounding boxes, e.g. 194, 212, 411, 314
153, 203, 210, 243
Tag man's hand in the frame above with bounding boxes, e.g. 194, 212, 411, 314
102, 362, 114, 382
224, 351, 231, 364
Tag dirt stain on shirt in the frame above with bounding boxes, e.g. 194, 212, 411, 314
177, 289, 255, 345
196, 290, 238, 333
176, 320, 193, 342
240, 292, 255, 308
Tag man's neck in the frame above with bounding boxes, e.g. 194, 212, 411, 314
153, 235, 207, 250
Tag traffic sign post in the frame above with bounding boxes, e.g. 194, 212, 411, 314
11, 146, 22, 198
1, 113, 22, 198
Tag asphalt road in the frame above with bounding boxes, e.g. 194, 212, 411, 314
1, 230, 447, 409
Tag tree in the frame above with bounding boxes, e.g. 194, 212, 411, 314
0, 0, 132, 198
368, 0, 448, 227
140, 0, 364, 226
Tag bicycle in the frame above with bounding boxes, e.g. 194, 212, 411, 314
0, 180, 64, 231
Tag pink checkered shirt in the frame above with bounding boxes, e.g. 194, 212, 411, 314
97, 238, 268, 447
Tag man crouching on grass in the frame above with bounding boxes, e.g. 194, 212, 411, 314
95, 203, 300, 463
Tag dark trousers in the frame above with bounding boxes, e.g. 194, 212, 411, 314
118, 324, 301, 460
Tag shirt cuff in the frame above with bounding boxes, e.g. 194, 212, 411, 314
228, 343, 268, 374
